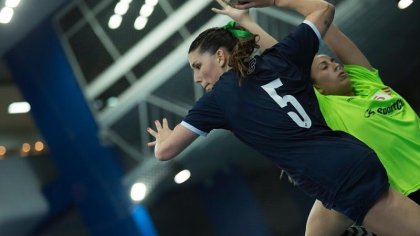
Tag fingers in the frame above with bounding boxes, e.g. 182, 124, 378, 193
162, 118, 169, 129
147, 118, 170, 147
232, 2, 255, 9
149, 118, 169, 134
154, 120, 162, 131
147, 141, 156, 147
147, 118, 168, 147
216, 0, 228, 7
146, 127, 157, 147
217, 0, 233, 9
211, 7, 225, 15
147, 127, 157, 137
212, 0, 229, 14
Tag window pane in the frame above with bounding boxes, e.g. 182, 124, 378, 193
68, 24, 114, 83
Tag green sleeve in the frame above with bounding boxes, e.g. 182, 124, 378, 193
345, 64, 386, 96
344, 64, 383, 85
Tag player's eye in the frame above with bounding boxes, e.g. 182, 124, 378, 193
319, 62, 328, 71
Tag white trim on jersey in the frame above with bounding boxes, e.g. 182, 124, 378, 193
181, 121, 208, 137
303, 20, 321, 40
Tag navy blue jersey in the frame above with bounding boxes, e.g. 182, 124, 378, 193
182, 22, 381, 206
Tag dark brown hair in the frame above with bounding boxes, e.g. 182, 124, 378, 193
188, 25, 259, 84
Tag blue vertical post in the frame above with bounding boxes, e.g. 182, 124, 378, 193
132, 205, 158, 236
5, 19, 155, 236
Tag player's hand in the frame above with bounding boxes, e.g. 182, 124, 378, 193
146, 118, 173, 147
212, 0, 249, 23
232, 0, 286, 9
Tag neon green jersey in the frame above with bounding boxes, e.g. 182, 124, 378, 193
315, 64, 420, 195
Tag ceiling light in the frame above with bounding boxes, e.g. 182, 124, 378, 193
108, 14, 122, 29
130, 182, 147, 201
0, 146, 6, 156
34, 141, 45, 152
114, 2, 129, 15
22, 143, 31, 153
397, 0, 413, 9
8, 101, 30, 114
106, 97, 119, 107
134, 16, 148, 30
174, 169, 191, 184
5, 0, 20, 8
145, 0, 158, 7
0, 7, 14, 24
139, 5, 154, 17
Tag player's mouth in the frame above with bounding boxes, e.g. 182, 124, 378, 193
203, 84, 211, 92
205, 85, 212, 92
338, 71, 347, 81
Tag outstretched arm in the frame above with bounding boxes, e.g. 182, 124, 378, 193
324, 24, 373, 70
147, 119, 198, 161
212, 0, 278, 51
234, 0, 335, 38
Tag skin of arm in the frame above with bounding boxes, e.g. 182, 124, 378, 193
212, 0, 278, 51
234, 0, 335, 37
324, 24, 373, 70
147, 119, 198, 161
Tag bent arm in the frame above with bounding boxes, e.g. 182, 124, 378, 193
155, 124, 198, 161
147, 119, 198, 161
236, 14, 278, 51
235, 0, 335, 38
324, 24, 373, 70
280, 0, 335, 38
212, 0, 278, 51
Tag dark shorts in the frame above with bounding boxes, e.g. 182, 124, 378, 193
272, 131, 390, 225
326, 152, 389, 225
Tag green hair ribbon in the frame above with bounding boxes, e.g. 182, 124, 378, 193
223, 21, 253, 39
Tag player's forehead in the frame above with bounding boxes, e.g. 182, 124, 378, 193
314, 54, 331, 63
188, 50, 208, 66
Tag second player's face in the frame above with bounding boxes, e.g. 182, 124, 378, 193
188, 49, 225, 92
311, 54, 353, 96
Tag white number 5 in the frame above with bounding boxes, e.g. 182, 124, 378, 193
261, 78, 312, 128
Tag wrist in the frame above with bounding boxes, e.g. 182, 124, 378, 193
236, 14, 252, 26
274, 0, 290, 8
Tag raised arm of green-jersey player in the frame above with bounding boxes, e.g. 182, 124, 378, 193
212, 0, 278, 52
324, 24, 373, 70
234, 0, 335, 38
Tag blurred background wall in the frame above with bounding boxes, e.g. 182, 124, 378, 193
0, 0, 418, 235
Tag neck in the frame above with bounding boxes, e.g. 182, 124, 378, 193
344, 91, 355, 96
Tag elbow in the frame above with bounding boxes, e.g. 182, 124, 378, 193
324, 2, 335, 25
315, 2, 335, 37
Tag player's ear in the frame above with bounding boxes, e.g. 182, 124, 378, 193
216, 48, 228, 67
